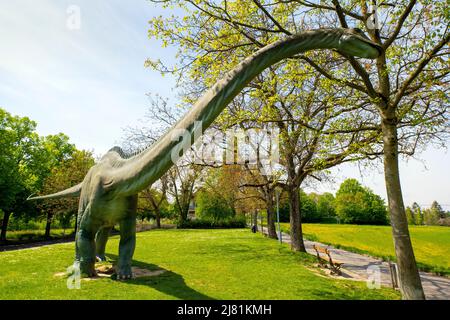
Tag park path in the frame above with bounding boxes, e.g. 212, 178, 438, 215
261, 227, 450, 300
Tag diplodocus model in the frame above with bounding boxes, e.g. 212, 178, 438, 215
29, 28, 382, 279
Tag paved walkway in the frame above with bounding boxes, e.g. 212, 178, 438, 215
261, 227, 450, 300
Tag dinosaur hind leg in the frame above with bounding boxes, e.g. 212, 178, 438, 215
95, 226, 112, 262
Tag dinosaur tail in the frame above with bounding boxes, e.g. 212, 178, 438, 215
27, 183, 83, 201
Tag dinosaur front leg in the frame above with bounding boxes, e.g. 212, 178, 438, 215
116, 196, 137, 280
75, 223, 98, 277
95, 226, 112, 262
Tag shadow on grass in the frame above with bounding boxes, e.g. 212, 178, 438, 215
106, 254, 214, 300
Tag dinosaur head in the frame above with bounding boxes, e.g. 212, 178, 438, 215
338, 28, 382, 59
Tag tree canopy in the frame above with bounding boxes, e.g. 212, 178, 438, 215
335, 178, 388, 225
0, 107, 90, 241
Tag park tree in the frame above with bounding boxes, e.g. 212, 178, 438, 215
138, 175, 169, 228
335, 178, 388, 224
147, 0, 449, 299
422, 207, 439, 226
138, 185, 171, 227
207, 165, 243, 216
241, 168, 280, 239
283, 0, 448, 299
32, 134, 77, 188
231, 168, 267, 229
305, 192, 336, 222
0, 108, 77, 241
405, 206, 416, 225
236, 143, 282, 239
422, 200, 445, 225
316, 192, 336, 218
167, 164, 204, 223
300, 190, 320, 222
122, 108, 172, 228
195, 164, 244, 221
196, 189, 234, 221
122, 95, 206, 224
411, 202, 424, 226
147, 1, 387, 253
0, 108, 38, 242
197, 164, 274, 224
38, 150, 94, 238
430, 201, 446, 220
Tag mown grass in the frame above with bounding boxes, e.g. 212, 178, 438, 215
0, 228, 399, 300
279, 223, 450, 275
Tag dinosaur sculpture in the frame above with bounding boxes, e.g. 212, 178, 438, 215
29, 28, 381, 279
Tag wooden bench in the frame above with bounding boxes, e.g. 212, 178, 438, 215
313, 244, 343, 275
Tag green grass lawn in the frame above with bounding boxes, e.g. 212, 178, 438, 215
0, 228, 399, 300
279, 223, 450, 275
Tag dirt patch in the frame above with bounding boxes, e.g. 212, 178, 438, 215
54, 263, 166, 280
132, 267, 166, 278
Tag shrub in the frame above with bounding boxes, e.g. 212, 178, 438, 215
7, 214, 46, 231
177, 216, 246, 229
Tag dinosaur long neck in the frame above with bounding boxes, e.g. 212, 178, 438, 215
112, 29, 344, 196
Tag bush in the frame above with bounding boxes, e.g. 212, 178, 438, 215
6, 212, 77, 231
196, 190, 234, 221
7, 214, 46, 231
177, 216, 246, 229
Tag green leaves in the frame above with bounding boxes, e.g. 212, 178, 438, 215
0, 108, 39, 211
37, 149, 95, 223
335, 178, 388, 225
0, 107, 89, 232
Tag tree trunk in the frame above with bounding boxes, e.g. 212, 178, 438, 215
1, 211, 12, 243
287, 186, 306, 252
382, 117, 425, 300
266, 190, 278, 239
45, 212, 53, 239
179, 202, 189, 224
155, 208, 161, 228
252, 210, 258, 231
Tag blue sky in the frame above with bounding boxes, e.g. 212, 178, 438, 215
1, 0, 449, 209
